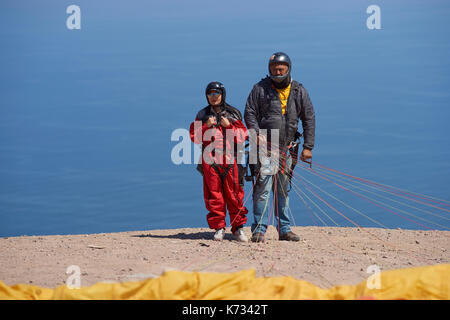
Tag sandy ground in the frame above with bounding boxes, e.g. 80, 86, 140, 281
0, 226, 449, 289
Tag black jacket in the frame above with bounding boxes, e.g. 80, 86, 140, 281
244, 77, 315, 150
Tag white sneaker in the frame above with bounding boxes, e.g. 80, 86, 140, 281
233, 228, 248, 242
213, 228, 225, 241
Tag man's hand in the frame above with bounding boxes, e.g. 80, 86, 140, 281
257, 134, 267, 147
300, 149, 312, 162
206, 116, 217, 128
220, 116, 231, 128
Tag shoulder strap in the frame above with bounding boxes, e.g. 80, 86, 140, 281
290, 81, 302, 115
196, 106, 212, 122
224, 104, 242, 122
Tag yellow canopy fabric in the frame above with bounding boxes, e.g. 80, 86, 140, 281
0, 264, 448, 300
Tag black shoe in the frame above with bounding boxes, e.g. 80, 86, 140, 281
251, 232, 265, 243
279, 231, 300, 241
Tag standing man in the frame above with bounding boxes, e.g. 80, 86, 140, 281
244, 52, 316, 242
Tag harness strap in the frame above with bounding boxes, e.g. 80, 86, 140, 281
211, 163, 233, 185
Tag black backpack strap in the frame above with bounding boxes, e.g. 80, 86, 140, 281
286, 81, 303, 192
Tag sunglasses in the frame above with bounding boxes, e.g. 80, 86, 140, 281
207, 91, 221, 97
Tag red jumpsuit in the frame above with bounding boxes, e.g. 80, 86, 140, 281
190, 105, 248, 233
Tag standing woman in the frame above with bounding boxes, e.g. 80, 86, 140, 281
189, 82, 249, 242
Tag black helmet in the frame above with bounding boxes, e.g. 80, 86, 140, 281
268, 52, 291, 84
205, 81, 226, 106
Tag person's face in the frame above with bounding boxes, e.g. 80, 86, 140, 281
269, 63, 289, 76
207, 90, 222, 106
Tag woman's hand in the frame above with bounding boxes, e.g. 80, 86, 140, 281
220, 116, 231, 128
206, 116, 217, 128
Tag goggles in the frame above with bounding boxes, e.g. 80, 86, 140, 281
207, 91, 221, 97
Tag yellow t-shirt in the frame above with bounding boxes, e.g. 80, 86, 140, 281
275, 82, 292, 115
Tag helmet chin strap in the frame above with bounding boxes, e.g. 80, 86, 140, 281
271, 74, 291, 89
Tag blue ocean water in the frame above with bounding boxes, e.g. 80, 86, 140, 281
1, 0, 449, 236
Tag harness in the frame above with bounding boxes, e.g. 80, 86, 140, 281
211, 163, 233, 185
285, 132, 312, 191
196, 106, 244, 186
